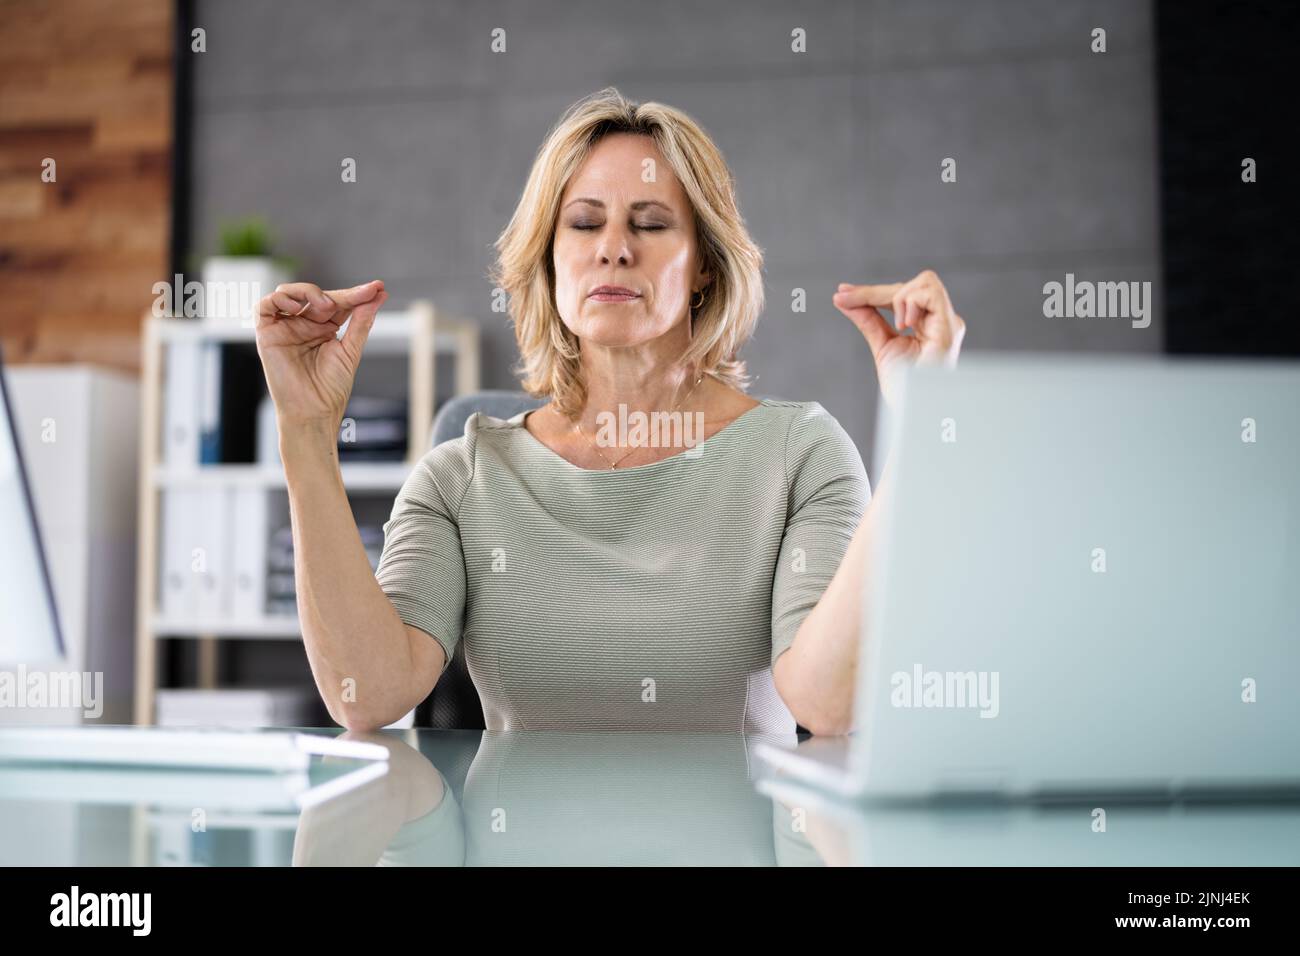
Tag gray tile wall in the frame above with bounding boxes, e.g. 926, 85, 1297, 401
188, 0, 1160, 468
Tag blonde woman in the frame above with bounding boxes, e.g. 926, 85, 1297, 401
254, 88, 965, 736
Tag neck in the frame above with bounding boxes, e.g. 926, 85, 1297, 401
571, 335, 704, 429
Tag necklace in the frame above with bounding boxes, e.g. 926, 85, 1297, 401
573, 372, 707, 469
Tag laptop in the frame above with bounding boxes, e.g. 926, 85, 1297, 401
0, 345, 387, 771
754, 746, 1300, 865
757, 355, 1300, 801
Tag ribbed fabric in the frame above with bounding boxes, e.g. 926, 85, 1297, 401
374, 399, 869, 733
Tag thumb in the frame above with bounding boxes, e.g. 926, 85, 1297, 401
323, 279, 385, 311
341, 289, 386, 360
836, 299, 896, 364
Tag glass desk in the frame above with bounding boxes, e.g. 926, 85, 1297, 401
2, 727, 1297, 866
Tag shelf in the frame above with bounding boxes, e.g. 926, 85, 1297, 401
153, 461, 413, 491
136, 295, 479, 725
151, 615, 302, 639
150, 310, 472, 358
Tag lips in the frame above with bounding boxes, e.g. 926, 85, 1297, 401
589, 285, 640, 300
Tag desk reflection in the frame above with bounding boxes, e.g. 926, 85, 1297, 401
294, 729, 826, 866
295, 730, 1300, 867
4, 728, 1295, 866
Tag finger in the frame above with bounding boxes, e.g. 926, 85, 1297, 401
892, 289, 911, 331
920, 269, 956, 315
835, 300, 897, 362
905, 296, 922, 331
270, 289, 320, 318
272, 282, 332, 310
272, 287, 336, 323
905, 274, 959, 336
340, 289, 387, 359
896, 277, 957, 347
322, 279, 385, 312
899, 278, 947, 316
833, 282, 905, 310
269, 290, 338, 323
259, 289, 306, 318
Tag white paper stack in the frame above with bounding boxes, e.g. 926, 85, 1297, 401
155, 688, 317, 729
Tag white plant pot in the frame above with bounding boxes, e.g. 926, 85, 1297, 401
200, 256, 292, 324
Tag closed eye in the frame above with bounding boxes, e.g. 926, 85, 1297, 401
571, 223, 667, 231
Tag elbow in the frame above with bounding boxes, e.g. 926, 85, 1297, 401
338, 711, 388, 734
774, 664, 856, 737
788, 691, 856, 736
801, 710, 855, 737
326, 698, 399, 734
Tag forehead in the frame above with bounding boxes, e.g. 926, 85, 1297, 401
561, 133, 688, 208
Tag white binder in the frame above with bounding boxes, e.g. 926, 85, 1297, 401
192, 486, 231, 619
197, 341, 223, 464
159, 488, 200, 618
162, 341, 200, 467
229, 487, 269, 619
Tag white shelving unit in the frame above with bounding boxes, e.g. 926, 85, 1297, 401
133, 301, 480, 725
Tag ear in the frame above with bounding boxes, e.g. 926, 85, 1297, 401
694, 262, 712, 292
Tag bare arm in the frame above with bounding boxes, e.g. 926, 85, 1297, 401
255, 278, 446, 731
282, 422, 446, 731
774, 465, 889, 736
775, 270, 964, 735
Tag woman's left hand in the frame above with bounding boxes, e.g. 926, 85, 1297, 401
833, 269, 966, 408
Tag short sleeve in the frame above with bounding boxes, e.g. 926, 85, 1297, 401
373, 419, 477, 672
770, 403, 870, 667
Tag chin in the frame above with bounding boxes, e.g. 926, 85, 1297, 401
572, 309, 670, 348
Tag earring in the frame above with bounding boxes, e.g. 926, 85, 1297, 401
690, 289, 705, 311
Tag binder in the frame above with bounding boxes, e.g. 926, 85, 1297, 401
159, 488, 200, 618
198, 341, 223, 465
256, 394, 280, 465
229, 487, 269, 619
192, 486, 231, 619
162, 342, 201, 467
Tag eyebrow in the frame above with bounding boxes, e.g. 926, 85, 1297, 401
563, 198, 676, 215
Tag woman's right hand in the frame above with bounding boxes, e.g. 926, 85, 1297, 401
254, 279, 388, 428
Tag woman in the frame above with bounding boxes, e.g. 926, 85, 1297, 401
254, 88, 965, 735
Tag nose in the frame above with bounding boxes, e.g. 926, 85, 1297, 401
596, 224, 632, 266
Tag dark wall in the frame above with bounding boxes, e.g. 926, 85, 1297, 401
1157, 0, 1298, 356
182, 0, 1164, 465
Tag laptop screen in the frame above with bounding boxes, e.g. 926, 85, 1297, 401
0, 350, 66, 664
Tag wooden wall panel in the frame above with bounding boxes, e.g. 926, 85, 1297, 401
0, 0, 173, 370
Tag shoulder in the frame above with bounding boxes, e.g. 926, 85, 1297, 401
417, 407, 521, 466
404, 407, 532, 491
760, 400, 869, 500
759, 399, 859, 456
397, 412, 498, 512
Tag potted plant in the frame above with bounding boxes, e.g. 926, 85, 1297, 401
200, 217, 296, 322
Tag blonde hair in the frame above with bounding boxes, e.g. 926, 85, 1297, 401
490, 87, 765, 419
